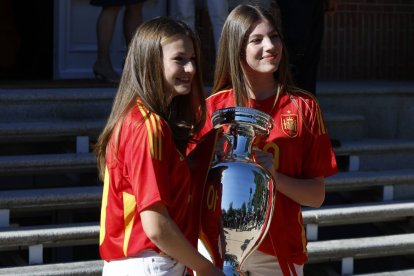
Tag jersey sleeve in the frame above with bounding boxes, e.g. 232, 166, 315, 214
124, 112, 172, 213
301, 99, 338, 178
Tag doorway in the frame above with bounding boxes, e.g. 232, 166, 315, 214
0, 0, 53, 80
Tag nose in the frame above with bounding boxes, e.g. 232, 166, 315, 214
184, 60, 195, 74
263, 37, 275, 50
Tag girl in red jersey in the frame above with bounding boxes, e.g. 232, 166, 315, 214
195, 4, 338, 276
94, 17, 224, 276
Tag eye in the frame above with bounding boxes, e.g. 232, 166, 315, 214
174, 56, 184, 61
270, 32, 280, 40
250, 38, 262, 44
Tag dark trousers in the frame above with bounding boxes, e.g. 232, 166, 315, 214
276, 0, 325, 95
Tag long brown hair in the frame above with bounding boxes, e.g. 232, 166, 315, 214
213, 3, 292, 105
95, 17, 206, 180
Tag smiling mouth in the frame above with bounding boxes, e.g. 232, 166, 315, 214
177, 77, 191, 83
262, 54, 276, 60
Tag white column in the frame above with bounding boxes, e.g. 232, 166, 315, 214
0, 209, 10, 227
306, 224, 319, 241
29, 244, 44, 264
341, 257, 354, 275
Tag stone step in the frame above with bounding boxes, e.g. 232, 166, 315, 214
0, 93, 360, 143
0, 222, 98, 249
302, 200, 414, 241
324, 113, 365, 142
0, 168, 411, 209
334, 139, 414, 171
354, 268, 414, 276
0, 88, 115, 122
0, 260, 103, 276
0, 113, 356, 146
317, 81, 414, 139
0, 222, 98, 265
3, 200, 412, 248
0, 186, 102, 212
0, 227, 412, 275
0, 185, 101, 227
325, 169, 414, 202
0, 153, 96, 176
326, 169, 414, 192
0, 169, 411, 216
307, 233, 414, 275
2, 81, 413, 138
0, 259, 413, 276
0, 120, 104, 142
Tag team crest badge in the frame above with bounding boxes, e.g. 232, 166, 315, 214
281, 114, 298, 137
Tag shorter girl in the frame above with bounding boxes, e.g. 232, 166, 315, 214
95, 17, 224, 276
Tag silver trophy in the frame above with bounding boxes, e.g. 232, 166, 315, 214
199, 107, 276, 275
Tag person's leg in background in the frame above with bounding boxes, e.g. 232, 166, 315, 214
278, 0, 341, 147
276, 0, 325, 95
123, 2, 145, 46
206, 0, 228, 53
94, 5, 122, 83
169, 0, 195, 30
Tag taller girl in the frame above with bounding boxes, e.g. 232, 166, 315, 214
199, 4, 338, 275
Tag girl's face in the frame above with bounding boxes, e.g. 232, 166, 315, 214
162, 34, 196, 100
242, 19, 283, 76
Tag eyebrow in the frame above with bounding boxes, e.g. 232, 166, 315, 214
250, 30, 278, 37
170, 51, 195, 56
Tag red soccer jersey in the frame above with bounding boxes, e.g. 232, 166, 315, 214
198, 88, 338, 265
99, 103, 194, 260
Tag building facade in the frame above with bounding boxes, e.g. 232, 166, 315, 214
0, 0, 412, 82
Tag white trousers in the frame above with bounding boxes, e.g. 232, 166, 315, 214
241, 250, 304, 276
103, 250, 186, 276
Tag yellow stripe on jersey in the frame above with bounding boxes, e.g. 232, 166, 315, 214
149, 114, 159, 159
206, 88, 233, 100
149, 113, 162, 160
138, 106, 154, 157
317, 108, 326, 135
99, 166, 110, 246
290, 87, 327, 135
138, 105, 162, 160
299, 211, 307, 254
123, 192, 137, 256
156, 117, 162, 159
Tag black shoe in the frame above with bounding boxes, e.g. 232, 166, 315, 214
93, 63, 120, 84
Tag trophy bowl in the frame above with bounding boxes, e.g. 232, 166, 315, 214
199, 107, 276, 275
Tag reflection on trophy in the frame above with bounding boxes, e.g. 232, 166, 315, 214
199, 107, 276, 275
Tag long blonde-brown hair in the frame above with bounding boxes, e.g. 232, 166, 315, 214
95, 17, 206, 180
213, 3, 292, 105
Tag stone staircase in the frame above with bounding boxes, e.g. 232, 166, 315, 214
303, 82, 414, 275
0, 86, 112, 275
0, 82, 413, 275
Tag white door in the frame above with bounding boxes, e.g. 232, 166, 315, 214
53, 0, 167, 79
